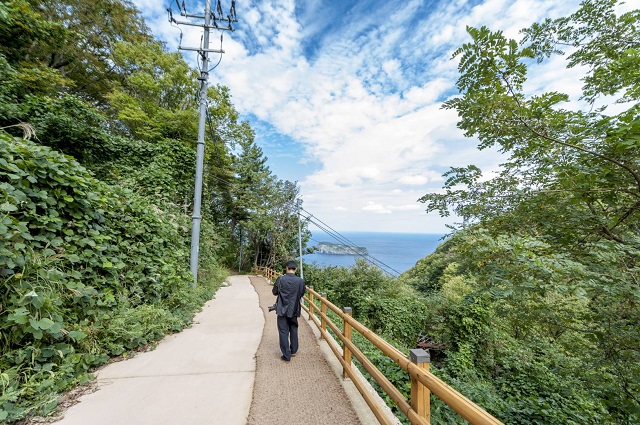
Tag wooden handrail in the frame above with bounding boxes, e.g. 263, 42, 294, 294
253, 265, 281, 282
303, 286, 504, 425
252, 268, 503, 425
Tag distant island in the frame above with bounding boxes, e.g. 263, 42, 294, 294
315, 242, 368, 255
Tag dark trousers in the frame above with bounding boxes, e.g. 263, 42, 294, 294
277, 315, 299, 360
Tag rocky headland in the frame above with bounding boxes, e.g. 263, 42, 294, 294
315, 242, 368, 255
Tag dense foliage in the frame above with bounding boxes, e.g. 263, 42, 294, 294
0, 134, 225, 421
304, 1, 639, 424
304, 260, 428, 348
412, 0, 640, 423
0, 0, 305, 422
302, 261, 427, 422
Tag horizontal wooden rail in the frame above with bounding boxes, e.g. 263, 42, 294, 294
253, 265, 280, 282
252, 268, 502, 425
303, 286, 503, 425
304, 305, 395, 425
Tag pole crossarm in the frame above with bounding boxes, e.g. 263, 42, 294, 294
173, 19, 236, 30
179, 47, 225, 53
180, 13, 237, 22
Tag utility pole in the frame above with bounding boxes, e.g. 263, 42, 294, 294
168, 0, 238, 285
297, 198, 304, 279
238, 226, 243, 272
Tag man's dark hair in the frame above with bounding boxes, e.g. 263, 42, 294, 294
285, 260, 297, 270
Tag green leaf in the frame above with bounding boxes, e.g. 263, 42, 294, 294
67, 330, 87, 341
38, 318, 56, 330
7, 307, 30, 325
0, 202, 17, 212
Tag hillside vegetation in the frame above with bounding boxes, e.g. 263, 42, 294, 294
0, 0, 305, 421
0, 132, 225, 421
1, 0, 638, 423
308, 1, 640, 423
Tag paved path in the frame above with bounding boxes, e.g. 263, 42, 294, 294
53, 275, 263, 425
51, 274, 379, 425
247, 275, 363, 425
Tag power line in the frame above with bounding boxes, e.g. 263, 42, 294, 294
299, 206, 403, 277
209, 174, 234, 187
300, 206, 398, 271
205, 107, 223, 165
304, 215, 401, 277
198, 168, 402, 277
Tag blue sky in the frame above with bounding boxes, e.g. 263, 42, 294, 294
133, 0, 601, 233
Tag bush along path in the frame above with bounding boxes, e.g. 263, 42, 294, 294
49, 275, 262, 425
0, 133, 226, 422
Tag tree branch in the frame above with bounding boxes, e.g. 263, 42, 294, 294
497, 65, 640, 193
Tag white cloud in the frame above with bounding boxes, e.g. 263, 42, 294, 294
136, 0, 588, 232
362, 202, 392, 214
398, 171, 443, 186
389, 204, 421, 211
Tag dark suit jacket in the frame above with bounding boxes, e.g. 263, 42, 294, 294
272, 272, 306, 317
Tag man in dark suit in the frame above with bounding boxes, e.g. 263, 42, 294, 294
272, 260, 306, 361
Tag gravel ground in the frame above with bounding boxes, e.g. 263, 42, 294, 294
247, 276, 363, 425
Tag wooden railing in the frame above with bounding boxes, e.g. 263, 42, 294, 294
255, 267, 503, 425
253, 265, 281, 282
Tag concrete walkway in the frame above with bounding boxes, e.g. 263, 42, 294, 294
50, 274, 394, 425
53, 275, 263, 425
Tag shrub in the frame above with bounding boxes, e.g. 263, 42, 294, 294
0, 133, 224, 422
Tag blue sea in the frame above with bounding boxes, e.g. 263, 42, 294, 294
302, 231, 445, 275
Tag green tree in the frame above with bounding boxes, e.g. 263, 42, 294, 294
25, 0, 151, 102
217, 126, 307, 269
418, 0, 640, 422
0, 0, 69, 121
203, 87, 247, 234
107, 41, 199, 142
422, 1, 640, 243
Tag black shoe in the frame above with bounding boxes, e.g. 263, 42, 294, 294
280, 355, 290, 362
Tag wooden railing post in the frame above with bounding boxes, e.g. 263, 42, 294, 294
410, 349, 431, 424
320, 293, 327, 338
300, 287, 503, 425
342, 307, 352, 379
308, 286, 315, 319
